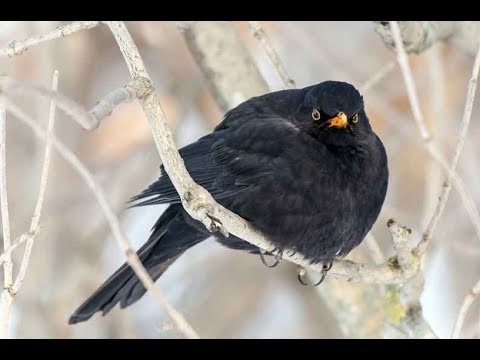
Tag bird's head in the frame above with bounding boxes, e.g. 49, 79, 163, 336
294, 81, 373, 146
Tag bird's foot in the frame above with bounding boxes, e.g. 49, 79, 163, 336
297, 261, 333, 286
259, 247, 283, 268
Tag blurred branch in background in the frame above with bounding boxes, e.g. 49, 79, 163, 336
374, 21, 480, 56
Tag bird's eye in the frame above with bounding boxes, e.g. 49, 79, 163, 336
312, 108, 321, 121
352, 114, 359, 124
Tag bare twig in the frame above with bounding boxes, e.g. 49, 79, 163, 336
0, 76, 99, 130
452, 279, 480, 338
360, 60, 396, 93
0, 105, 12, 338
248, 21, 295, 89
0, 21, 101, 57
389, 22, 431, 141
0, 231, 38, 267
11, 70, 59, 294
384, 220, 436, 339
1, 97, 200, 340
389, 21, 480, 257
374, 21, 480, 56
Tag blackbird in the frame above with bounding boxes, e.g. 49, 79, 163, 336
69, 81, 388, 324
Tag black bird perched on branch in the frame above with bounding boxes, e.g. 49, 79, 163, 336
69, 81, 388, 324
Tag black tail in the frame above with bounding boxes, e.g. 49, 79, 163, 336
69, 204, 207, 324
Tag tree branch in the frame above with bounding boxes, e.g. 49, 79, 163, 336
0, 21, 101, 58
0, 105, 12, 338
179, 21, 269, 112
11, 70, 58, 294
374, 21, 480, 56
89, 78, 152, 122
452, 278, 480, 338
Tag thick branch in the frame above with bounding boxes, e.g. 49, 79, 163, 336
179, 21, 269, 112
374, 21, 480, 56
0, 21, 101, 58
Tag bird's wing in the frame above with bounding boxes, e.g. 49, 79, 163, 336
130, 116, 297, 207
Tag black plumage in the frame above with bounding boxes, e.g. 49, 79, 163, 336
69, 81, 388, 324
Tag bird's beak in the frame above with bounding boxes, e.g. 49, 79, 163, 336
328, 112, 348, 128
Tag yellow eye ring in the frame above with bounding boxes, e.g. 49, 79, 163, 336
352, 114, 359, 123
312, 109, 321, 121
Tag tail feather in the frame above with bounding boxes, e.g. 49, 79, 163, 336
69, 205, 206, 325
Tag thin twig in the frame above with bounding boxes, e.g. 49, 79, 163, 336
1, 97, 200, 340
452, 279, 480, 338
248, 21, 295, 89
0, 76, 99, 130
0, 105, 12, 338
11, 70, 59, 294
89, 78, 152, 123
0, 231, 38, 267
361, 60, 396, 93
0, 21, 101, 57
390, 22, 431, 141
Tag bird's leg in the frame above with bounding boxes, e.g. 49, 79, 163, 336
296, 261, 333, 286
259, 247, 283, 268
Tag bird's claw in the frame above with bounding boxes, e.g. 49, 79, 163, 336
259, 247, 283, 268
296, 261, 333, 286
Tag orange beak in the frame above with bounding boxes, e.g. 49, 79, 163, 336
328, 112, 348, 128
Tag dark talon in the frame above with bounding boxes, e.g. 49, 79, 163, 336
259, 248, 282, 268
297, 261, 333, 286
323, 261, 333, 272
297, 274, 308, 285
297, 265, 308, 285
313, 272, 327, 286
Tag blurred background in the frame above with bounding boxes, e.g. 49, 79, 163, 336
0, 21, 479, 338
